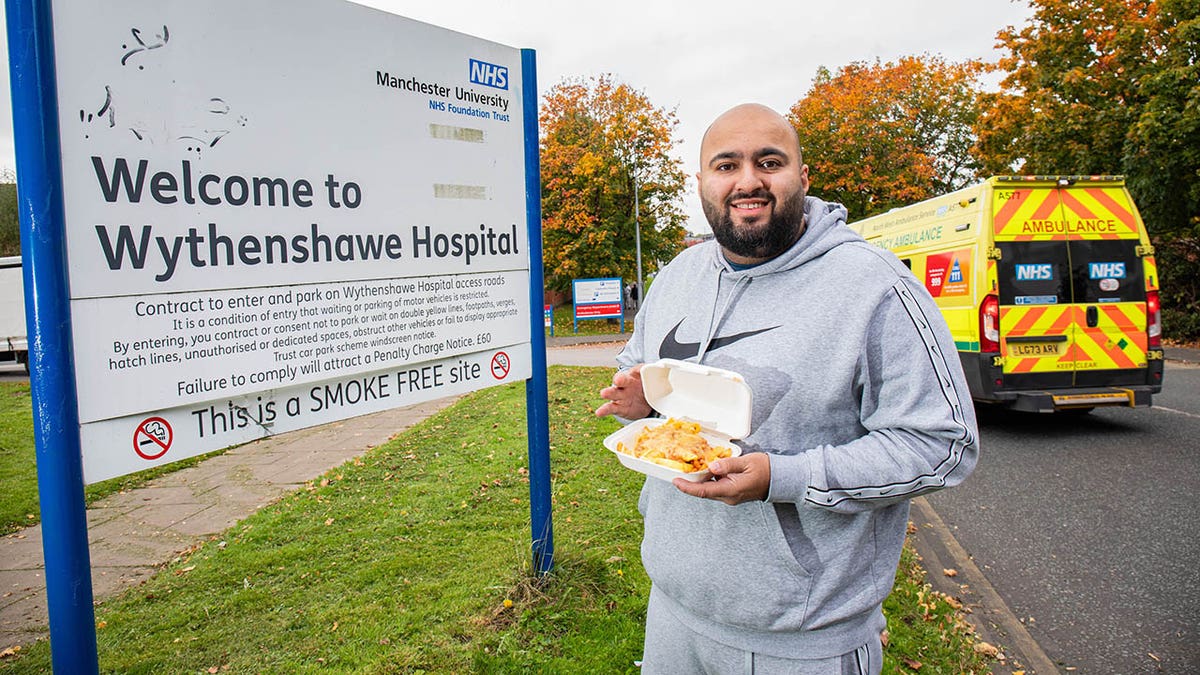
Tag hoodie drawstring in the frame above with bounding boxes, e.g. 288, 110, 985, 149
695, 272, 751, 363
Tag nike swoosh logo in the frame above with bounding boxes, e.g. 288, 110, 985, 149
659, 320, 780, 360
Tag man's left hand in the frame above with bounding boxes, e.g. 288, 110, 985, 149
672, 453, 771, 505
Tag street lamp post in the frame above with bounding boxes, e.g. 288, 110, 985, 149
633, 168, 643, 310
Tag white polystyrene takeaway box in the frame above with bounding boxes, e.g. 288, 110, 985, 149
602, 358, 753, 482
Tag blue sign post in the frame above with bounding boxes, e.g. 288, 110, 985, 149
6, 0, 99, 671
522, 49, 553, 575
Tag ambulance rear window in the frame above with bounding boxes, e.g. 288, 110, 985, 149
997, 242, 1069, 305
1071, 240, 1144, 303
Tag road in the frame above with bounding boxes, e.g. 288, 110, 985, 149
926, 362, 1200, 674
545, 340, 626, 367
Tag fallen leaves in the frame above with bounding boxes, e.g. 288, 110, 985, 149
942, 568, 958, 577
941, 594, 963, 610
973, 641, 1000, 657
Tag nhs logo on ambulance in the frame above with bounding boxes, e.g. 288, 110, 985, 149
1089, 262, 1126, 279
1015, 264, 1054, 281
469, 59, 509, 90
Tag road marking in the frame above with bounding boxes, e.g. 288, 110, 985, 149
1154, 405, 1200, 419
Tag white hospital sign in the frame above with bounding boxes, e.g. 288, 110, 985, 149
49, 0, 533, 482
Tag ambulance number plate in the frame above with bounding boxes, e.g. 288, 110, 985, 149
1009, 342, 1063, 357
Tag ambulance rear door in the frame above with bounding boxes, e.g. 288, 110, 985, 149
991, 179, 1148, 392
1062, 187, 1149, 387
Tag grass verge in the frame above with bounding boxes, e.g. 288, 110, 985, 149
0, 383, 36, 534
884, 541, 994, 673
1, 367, 993, 673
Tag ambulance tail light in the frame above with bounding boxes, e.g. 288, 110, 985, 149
1147, 290, 1161, 348
980, 295, 1000, 353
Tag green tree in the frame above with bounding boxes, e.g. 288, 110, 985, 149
788, 55, 985, 220
539, 75, 687, 294
1128, 1, 1200, 340
978, 0, 1200, 340
976, 0, 1158, 178
1125, 0, 1200, 236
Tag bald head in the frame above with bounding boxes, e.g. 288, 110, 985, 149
700, 103, 803, 168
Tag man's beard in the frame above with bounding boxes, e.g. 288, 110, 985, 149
703, 187, 807, 260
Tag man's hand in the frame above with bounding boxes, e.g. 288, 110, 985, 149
672, 453, 771, 505
595, 365, 653, 420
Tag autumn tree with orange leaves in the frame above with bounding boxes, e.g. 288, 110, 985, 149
787, 56, 985, 221
539, 75, 687, 294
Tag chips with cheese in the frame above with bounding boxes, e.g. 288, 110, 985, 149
615, 418, 733, 473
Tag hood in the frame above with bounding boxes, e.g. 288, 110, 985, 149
706, 196, 859, 276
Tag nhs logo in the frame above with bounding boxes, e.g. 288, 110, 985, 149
1015, 263, 1054, 281
1089, 262, 1126, 279
469, 59, 509, 90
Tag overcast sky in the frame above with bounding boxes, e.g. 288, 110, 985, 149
0, 0, 1034, 231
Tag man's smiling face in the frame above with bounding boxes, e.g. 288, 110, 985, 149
697, 104, 810, 264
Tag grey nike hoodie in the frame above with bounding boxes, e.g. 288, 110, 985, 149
616, 196, 979, 658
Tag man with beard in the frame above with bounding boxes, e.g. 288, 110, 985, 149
596, 103, 979, 674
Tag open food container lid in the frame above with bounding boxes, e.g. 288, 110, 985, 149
640, 358, 753, 439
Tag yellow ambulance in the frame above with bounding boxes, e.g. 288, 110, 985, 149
850, 175, 1164, 413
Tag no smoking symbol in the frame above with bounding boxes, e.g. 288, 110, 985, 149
133, 417, 172, 460
491, 351, 511, 379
